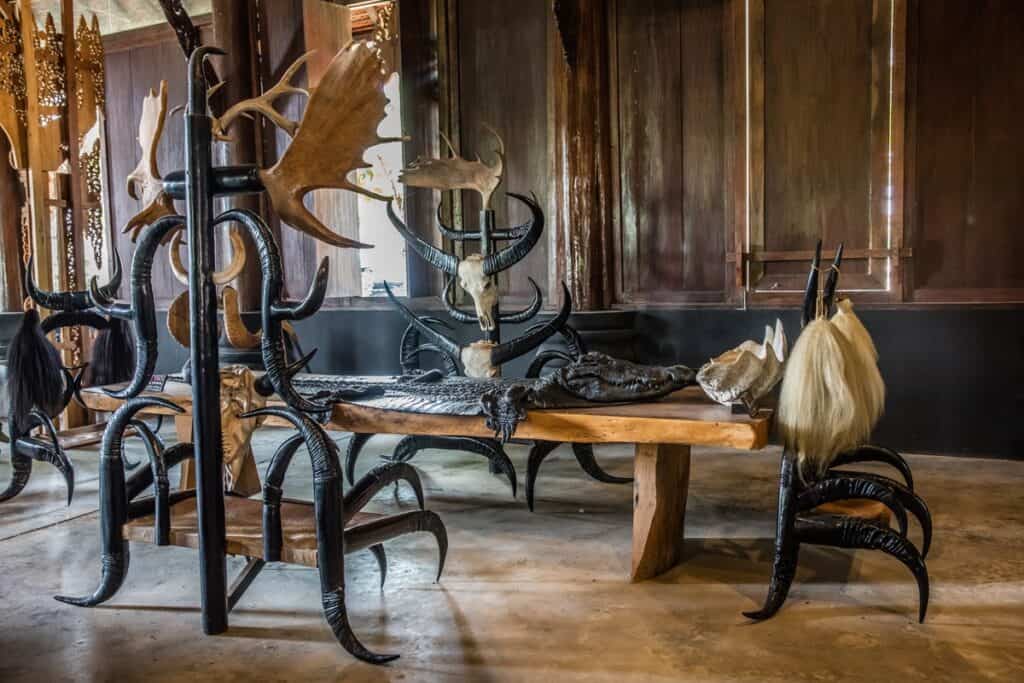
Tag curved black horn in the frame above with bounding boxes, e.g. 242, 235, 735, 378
344, 461, 425, 523
384, 282, 460, 359
831, 445, 914, 491
25, 250, 122, 312
482, 192, 544, 275
435, 202, 531, 241
801, 240, 823, 327
490, 282, 572, 367
215, 209, 328, 413
795, 515, 929, 623
188, 45, 226, 114
103, 215, 185, 399
56, 396, 184, 607
271, 257, 329, 321
40, 311, 111, 335
821, 242, 844, 316
388, 199, 458, 275
442, 276, 542, 325
241, 406, 400, 663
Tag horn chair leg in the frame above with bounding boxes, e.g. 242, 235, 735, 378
525, 441, 631, 512
829, 444, 915, 491
6, 410, 76, 505
55, 397, 184, 607
746, 451, 931, 622
388, 435, 517, 498
245, 406, 450, 664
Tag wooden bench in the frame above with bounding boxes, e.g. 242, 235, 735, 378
83, 381, 771, 582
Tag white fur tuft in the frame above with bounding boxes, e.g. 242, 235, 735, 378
777, 318, 876, 480
831, 298, 885, 423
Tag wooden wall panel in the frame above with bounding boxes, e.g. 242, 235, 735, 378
747, 0, 901, 300
907, 0, 1024, 301
456, 0, 551, 300
614, 0, 727, 303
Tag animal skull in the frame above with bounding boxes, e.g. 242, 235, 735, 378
461, 341, 499, 379
458, 255, 499, 331
219, 366, 266, 489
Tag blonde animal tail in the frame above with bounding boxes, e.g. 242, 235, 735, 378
831, 298, 885, 423
777, 318, 874, 481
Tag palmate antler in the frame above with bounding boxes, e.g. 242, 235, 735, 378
212, 51, 313, 140
124, 81, 178, 241
259, 41, 402, 248
400, 126, 505, 209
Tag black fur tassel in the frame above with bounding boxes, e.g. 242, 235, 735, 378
7, 308, 65, 431
87, 317, 135, 387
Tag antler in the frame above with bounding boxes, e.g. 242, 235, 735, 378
400, 126, 505, 209
168, 226, 248, 286
124, 81, 178, 241
259, 41, 402, 248
213, 51, 312, 140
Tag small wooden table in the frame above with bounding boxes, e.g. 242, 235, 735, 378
82, 381, 771, 582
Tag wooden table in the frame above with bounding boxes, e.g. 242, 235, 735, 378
83, 381, 771, 582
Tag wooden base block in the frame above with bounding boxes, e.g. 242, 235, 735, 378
631, 443, 691, 582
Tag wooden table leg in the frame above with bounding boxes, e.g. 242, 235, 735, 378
176, 415, 196, 490
631, 443, 691, 582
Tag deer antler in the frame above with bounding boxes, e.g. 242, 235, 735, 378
124, 81, 178, 241
400, 125, 505, 209
213, 51, 313, 140
168, 226, 248, 286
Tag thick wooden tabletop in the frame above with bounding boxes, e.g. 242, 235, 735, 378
83, 381, 770, 451
329, 386, 769, 450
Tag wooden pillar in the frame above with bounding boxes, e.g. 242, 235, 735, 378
551, 0, 615, 311
0, 135, 25, 311
212, 0, 263, 311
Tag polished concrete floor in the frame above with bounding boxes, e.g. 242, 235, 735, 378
1, 428, 1022, 682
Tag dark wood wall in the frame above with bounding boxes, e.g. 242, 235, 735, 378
96, 0, 1024, 310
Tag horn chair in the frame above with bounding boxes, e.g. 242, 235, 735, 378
55, 44, 449, 664
1, 254, 140, 505
342, 189, 632, 508
745, 243, 933, 622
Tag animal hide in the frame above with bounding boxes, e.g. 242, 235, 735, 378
6, 309, 64, 431
776, 318, 875, 481
87, 318, 135, 387
831, 298, 885, 423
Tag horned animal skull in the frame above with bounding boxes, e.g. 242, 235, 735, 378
460, 341, 499, 379
219, 365, 266, 489
457, 256, 499, 331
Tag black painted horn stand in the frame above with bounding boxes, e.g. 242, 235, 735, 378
183, 47, 229, 634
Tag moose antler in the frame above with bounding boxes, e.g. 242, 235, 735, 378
259, 41, 401, 248
124, 81, 177, 241
168, 226, 248, 286
213, 51, 312, 140
400, 125, 505, 209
